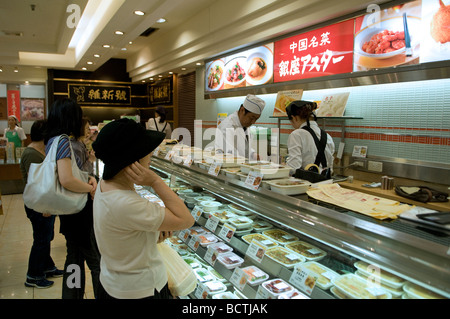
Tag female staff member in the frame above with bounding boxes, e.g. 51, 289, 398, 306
285, 100, 335, 175
147, 105, 172, 139
2, 115, 27, 147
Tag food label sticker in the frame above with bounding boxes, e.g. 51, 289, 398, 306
164, 150, 175, 161
191, 206, 203, 221
230, 267, 247, 291
321, 270, 338, 281
307, 248, 322, 255
285, 253, 300, 261
208, 162, 222, 176
183, 155, 193, 167
204, 246, 218, 266
366, 286, 386, 297
205, 214, 220, 232
246, 240, 267, 264
289, 264, 316, 296
218, 223, 236, 242
187, 235, 200, 251
178, 229, 189, 242
194, 282, 208, 299
244, 171, 264, 190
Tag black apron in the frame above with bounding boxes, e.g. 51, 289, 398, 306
301, 126, 328, 168
153, 118, 167, 133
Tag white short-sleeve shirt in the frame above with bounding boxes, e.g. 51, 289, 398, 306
93, 182, 167, 299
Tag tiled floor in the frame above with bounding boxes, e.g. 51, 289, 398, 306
0, 194, 94, 299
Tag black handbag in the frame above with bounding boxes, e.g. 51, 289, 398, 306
395, 186, 448, 203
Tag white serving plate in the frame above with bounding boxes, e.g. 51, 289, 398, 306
267, 178, 311, 195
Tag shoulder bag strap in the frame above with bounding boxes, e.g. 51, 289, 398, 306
153, 118, 160, 132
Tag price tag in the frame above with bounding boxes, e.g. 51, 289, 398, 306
153, 147, 160, 157
194, 282, 208, 299
204, 246, 219, 266
218, 223, 236, 242
188, 235, 200, 251
164, 150, 175, 161
191, 206, 203, 221
205, 214, 220, 232
255, 285, 270, 299
178, 229, 190, 242
246, 240, 267, 263
244, 171, 264, 190
208, 162, 222, 176
230, 267, 247, 291
183, 155, 193, 167
289, 264, 316, 296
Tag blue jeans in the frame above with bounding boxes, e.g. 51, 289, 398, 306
25, 206, 57, 280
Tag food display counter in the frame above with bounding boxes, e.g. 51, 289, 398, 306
145, 154, 449, 299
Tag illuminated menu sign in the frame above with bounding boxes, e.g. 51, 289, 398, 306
68, 84, 131, 105
274, 19, 354, 83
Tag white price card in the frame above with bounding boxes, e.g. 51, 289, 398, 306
246, 240, 267, 263
255, 285, 271, 299
205, 214, 220, 232
244, 171, 264, 190
218, 223, 236, 242
208, 162, 222, 176
183, 155, 193, 167
230, 267, 247, 291
204, 246, 219, 266
191, 206, 203, 221
187, 235, 200, 251
178, 229, 190, 242
289, 264, 316, 296
164, 150, 175, 161
194, 282, 207, 299
153, 147, 160, 157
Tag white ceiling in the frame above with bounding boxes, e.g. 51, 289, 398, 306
0, 0, 213, 80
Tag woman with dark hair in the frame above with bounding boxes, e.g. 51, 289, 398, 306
20, 119, 64, 289
2, 115, 27, 147
285, 100, 335, 174
146, 105, 172, 138
45, 98, 100, 299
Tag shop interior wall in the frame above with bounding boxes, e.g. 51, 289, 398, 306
194, 69, 450, 168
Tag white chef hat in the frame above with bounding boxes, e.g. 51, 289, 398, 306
242, 94, 265, 115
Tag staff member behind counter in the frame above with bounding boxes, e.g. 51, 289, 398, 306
206, 94, 266, 160
1, 115, 27, 147
285, 100, 335, 175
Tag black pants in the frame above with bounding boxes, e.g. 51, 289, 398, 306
97, 282, 172, 299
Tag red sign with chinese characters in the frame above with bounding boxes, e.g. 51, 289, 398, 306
7, 90, 21, 122
274, 19, 355, 82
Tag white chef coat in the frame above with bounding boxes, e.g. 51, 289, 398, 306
147, 117, 172, 139
212, 111, 256, 159
286, 121, 335, 173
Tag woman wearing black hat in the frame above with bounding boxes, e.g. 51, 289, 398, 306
285, 100, 335, 174
146, 105, 172, 139
92, 118, 194, 299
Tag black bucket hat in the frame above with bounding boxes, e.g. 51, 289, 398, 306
93, 118, 165, 180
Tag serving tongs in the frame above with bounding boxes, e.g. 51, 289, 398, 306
403, 13, 412, 57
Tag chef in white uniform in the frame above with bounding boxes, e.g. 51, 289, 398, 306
210, 94, 265, 160
285, 100, 335, 174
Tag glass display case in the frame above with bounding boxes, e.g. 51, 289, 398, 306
146, 155, 449, 299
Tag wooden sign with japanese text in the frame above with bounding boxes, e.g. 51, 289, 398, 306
68, 84, 131, 105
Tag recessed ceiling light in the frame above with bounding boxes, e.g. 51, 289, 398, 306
134, 10, 145, 16
196, 62, 202, 66
94, 54, 100, 58
87, 61, 93, 65
103, 44, 111, 48
14, 67, 18, 72
142, 80, 146, 82
169, 72, 173, 74
181, 67, 186, 71
82, 67, 87, 70
156, 18, 166, 23
121, 48, 127, 51
129, 41, 133, 45
150, 78, 153, 81
25, 81, 29, 85
115, 30, 124, 35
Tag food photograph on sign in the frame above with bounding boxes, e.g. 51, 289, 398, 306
21, 98, 45, 121
353, 1, 422, 71
204, 43, 274, 92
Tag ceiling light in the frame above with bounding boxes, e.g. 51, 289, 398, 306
103, 44, 111, 48
156, 18, 166, 23
169, 72, 173, 74
121, 48, 127, 51
150, 78, 153, 81
158, 75, 163, 77
142, 80, 146, 83
129, 41, 133, 45
181, 68, 186, 71
87, 61, 93, 65
134, 10, 145, 16
0, 66, 2, 72
82, 67, 87, 70
14, 67, 18, 72
196, 62, 202, 66
94, 54, 100, 58
25, 81, 29, 85
115, 31, 124, 35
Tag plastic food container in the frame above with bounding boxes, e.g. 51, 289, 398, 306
203, 281, 228, 296
166, 236, 185, 247
212, 292, 237, 299
198, 233, 219, 247
355, 271, 404, 298
263, 229, 299, 245
248, 164, 290, 180
182, 256, 202, 269
234, 227, 253, 236
332, 274, 392, 299
237, 172, 248, 182
265, 247, 305, 268
209, 242, 233, 254
286, 241, 327, 261
301, 261, 340, 290
261, 278, 294, 298
195, 196, 215, 204
330, 286, 350, 299
195, 268, 214, 282
242, 233, 278, 248
241, 266, 269, 286
252, 219, 273, 232
200, 200, 222, 212
239, 162, 269, 174
353, 261, 405, 289
207, 267, 227, 283
222, 168, 241, 179
212, 209, 237, 224
184, 198, 197, 209
267, 179, 311, 195
228, 204, 253, 216
217, 252, 245, 269
278, 289, 309, 299
189, 226, 206, 236
402, 282, 445, 299
229, 216, 253, 230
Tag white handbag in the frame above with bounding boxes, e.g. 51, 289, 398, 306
23, 134, 89, 215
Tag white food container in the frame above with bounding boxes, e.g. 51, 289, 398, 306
261, 278, 294, 298
195, 196, 216, 204
332, 274, 392, 299
234, 227, 253, 236
229, 216, 253, 230
241, 266, 269, 286
248, 164, 291, 180
198, 233, 219, 247
217, 252, 245, 269
195, 268, 214, 282
212, 292, 237, 299
264, 247, 305, 268
267, 179, 311, 195
355, 271, 404, 298
263, 229, 299, 245
228, 204, 253, 216
353, 261, 405, 289
301, 261, 340, 290
211, 209, 237, 224
203, 281, 228, 296
252, 219, 274, 232
285, 241, 327, 261
209, 242, 233, 254
200, 200, 222, 212
241, 233, 278, 248
402, 282, 445, 299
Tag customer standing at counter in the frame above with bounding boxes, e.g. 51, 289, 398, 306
147, 105, 172, 139
209, 94, 265, 160
2, 115, 27, 147
92, 119, 194, 299
285, 100, 335, 174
